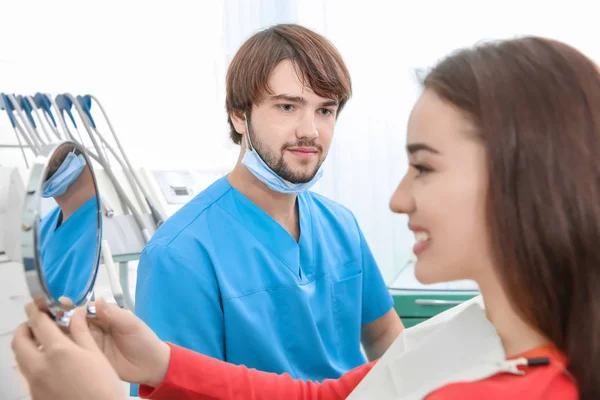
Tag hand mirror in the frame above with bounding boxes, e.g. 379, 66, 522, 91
21, 140, 101, 327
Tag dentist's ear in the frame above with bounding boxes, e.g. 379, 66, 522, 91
229, 111, 247, 135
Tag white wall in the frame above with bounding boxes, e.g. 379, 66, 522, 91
0, 0, 236, 170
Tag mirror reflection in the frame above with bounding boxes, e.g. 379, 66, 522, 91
37, 143, 100, 305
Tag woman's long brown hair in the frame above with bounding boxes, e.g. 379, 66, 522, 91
424, 37, 600, 399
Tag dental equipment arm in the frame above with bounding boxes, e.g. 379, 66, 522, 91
101, 239, 125, 308
2, 94, 39, 153
33, 92, 62, 140
74, 95, 147, 215
26, 95, 52, 143
55, 94, 87, 145
80, 94, 166, 228
8, 94, 43, 152
63, 93, 152, 242
1, 94, 34, 167
48, 93, 76, 141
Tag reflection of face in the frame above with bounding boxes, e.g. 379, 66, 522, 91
247, 60, 339, 184
46, 146, 74, 181
389, 89, 494, 285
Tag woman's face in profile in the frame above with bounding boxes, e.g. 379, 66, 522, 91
390, 89, 495, 286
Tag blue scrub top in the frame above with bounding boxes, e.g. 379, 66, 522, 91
132, 177, 393, 395
39, 196, 98, 302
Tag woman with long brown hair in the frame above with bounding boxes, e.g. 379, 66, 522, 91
13, 36, 598, 399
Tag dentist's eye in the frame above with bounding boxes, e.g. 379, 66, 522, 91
319, 108, 334, 116
279, 104, 295, 112
411, 163, 433, 176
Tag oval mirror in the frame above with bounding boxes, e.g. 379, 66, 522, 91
21, 140, 101, 327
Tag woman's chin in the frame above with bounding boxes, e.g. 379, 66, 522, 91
414, 261, 456, 285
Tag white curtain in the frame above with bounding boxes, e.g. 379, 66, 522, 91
222, 0, 299, 65
297, 1, 415, 283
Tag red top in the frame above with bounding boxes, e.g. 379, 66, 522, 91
139, 343, 577, 400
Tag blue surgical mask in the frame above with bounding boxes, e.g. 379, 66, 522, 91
241, 116, 324, 194
42, 152, 87, 198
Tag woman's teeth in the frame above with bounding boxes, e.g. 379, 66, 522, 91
415, 231, 430, 243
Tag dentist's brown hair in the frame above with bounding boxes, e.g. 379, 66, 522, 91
225, 23, 352, 145
424, 37, 600, 399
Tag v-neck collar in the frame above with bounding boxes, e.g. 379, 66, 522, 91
224, 179, 313, 281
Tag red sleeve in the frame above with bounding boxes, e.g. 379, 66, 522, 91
139, 343, 375, 400
426, 364, 578, 400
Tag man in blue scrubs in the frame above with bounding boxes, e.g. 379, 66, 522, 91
39, 195, 98, 302
39, 146, 99, 302
133, 24, 403, 395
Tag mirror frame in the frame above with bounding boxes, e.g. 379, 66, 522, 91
21, 140, 102, 326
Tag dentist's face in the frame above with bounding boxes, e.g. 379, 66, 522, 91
45, 146, 73, 181
245, 60, 339, 184
389, 89, 495, 285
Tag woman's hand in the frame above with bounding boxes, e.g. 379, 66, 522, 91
87, 298, 171, 387
11, 302, 126, 400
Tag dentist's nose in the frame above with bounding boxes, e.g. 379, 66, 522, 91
297, 113, 318, 140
